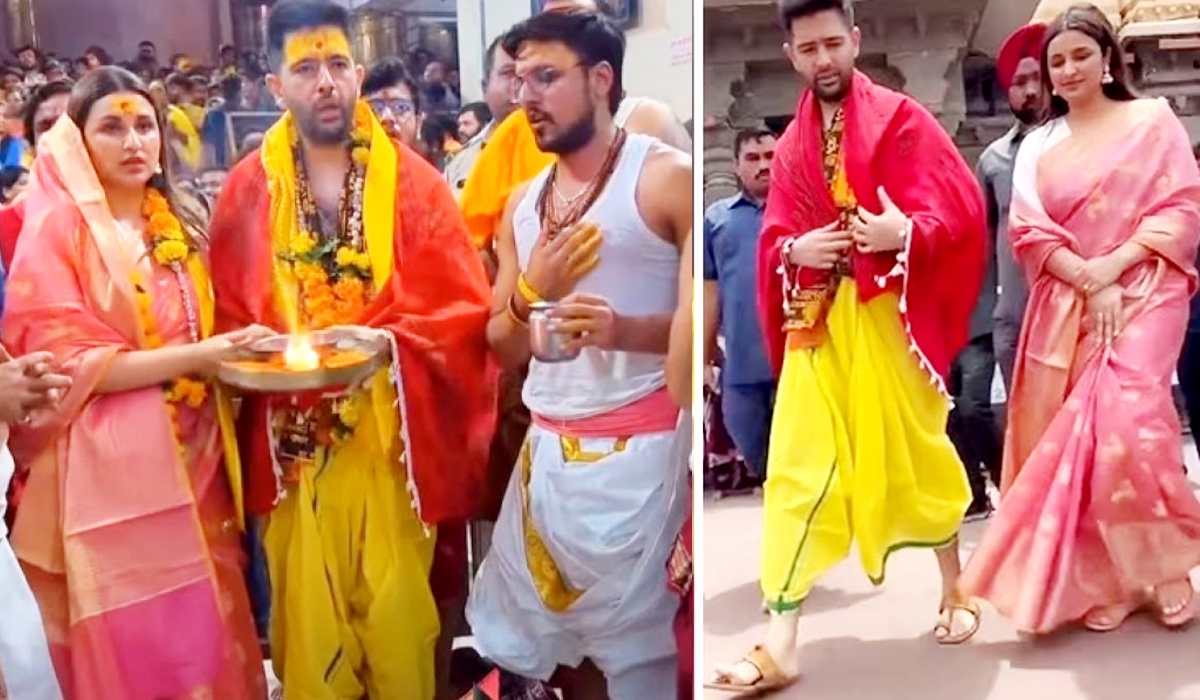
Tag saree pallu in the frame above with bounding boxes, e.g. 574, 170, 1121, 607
960, 98, 1200, 633
2, 117, 264, 698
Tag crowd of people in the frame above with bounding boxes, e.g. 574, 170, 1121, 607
0, 31, 501, 216
705, 0, 1200, 693
0, 0, 693, 699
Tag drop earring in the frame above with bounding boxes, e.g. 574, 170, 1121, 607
1102, 66, 1114, 84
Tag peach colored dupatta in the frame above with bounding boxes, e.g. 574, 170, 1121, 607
960, 99, 1200, 633
1, 117, 261, 698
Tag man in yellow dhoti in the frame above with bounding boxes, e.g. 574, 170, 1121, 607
208, 2, 497, 698
707, 0, 988, 693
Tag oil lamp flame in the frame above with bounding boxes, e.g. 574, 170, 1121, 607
284, 334, 320, 371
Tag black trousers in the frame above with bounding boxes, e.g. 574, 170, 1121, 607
1178, 294, 1200, 465
947, 333, 1002, 502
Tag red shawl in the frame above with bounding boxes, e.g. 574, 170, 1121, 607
758, 72, 986, 392
209, 147, 498, 525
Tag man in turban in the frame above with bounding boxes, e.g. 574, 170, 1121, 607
950, 22, 1048, 519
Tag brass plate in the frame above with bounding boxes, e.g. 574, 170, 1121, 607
217, 332, 385, 393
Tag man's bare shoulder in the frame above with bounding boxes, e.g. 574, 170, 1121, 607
626, 97, 691, 149
642, 140, 692, 184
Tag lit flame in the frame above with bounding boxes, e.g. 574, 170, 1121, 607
284, 334, 320, 371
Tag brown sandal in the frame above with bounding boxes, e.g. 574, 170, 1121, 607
705, 644, 799, 695
1154, 579, 1195, 629
935, 600, 982, 645
1083, 596, 1148, 632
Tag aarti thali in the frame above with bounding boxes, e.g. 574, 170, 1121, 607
218, 330, 385, 393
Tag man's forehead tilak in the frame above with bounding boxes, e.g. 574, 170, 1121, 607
283, 26, 353, 70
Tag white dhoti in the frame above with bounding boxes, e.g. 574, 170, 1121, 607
466, 420, 689, 700
0, 443, 61, 700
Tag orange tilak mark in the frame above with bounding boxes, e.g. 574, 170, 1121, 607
283, 27, 352, 68
114, 97, 139, 116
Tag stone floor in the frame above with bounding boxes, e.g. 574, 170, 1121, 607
701, 443, 1200, 699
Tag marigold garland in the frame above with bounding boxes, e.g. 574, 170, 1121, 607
278, 119, 374, 332
275, 116, 376, 446
133, 188, 209, 426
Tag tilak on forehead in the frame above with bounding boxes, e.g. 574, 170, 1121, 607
112, 96, 141, 116
283, 26, 352, 68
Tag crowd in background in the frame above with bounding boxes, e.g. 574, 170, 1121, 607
0, 38, 494, 210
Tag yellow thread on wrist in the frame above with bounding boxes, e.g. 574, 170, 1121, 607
517, 273, 545, 305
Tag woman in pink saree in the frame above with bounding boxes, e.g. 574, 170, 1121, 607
1, 67, 269, 698
959, 5, 1200, 634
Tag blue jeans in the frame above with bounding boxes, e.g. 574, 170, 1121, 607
721, 380, 776, 478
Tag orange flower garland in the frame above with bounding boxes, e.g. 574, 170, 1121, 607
134, 189, 208, 414
280, 117, 375, 331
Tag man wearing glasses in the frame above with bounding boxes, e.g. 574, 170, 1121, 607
362, 57, 421, 151
466, 9, 692, 700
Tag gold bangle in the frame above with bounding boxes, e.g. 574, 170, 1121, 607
506, 294, 529, 327
516, 273, 544, 305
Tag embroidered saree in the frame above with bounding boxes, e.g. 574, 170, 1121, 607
1, 119, 264, 698
959, 98, 1200, 633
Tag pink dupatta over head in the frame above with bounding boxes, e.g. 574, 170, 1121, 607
2, 116, 261, 697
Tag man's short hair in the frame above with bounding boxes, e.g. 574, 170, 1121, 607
777, 0, 854, 32
734, 127, 775, 159
23, 80, 70, 142
266, 0, 351, 71
83, 46, 111, 64
502, 10, 625, 114
165, 72, 193, 91
362, 58, 422, 113
482, 35, 508, 83
460, 101, 492, 127
138, 40, 155, 49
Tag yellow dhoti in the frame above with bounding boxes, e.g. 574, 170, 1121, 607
263, 379, 439, 699
762, 278, 969, 611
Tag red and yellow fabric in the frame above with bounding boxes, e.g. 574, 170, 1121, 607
2, 115, 264, 698
756, 72, 983, 610
209, 101, 497, 698
757, 71, 987, 394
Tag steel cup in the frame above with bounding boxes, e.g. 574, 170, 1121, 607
529, 301, 581, 363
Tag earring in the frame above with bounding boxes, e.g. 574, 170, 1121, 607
1102, 67, 1114, 84
154, 163, 163, 175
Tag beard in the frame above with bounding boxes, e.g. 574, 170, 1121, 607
1013, 105, 1040, 125
528, 105, 596, 155
810, 68, 853, 102
292, 97, 354, 146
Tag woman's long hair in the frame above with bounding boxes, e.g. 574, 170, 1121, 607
66, 65, 207, 244
1042, 3, 1137, 119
